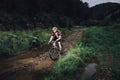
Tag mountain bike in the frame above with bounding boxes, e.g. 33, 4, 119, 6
48, 41, 60, 61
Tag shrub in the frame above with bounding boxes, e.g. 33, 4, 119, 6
45, 26, 120, 80
0, 29, 50, 56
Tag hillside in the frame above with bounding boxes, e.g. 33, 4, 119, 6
0, 0, 89, 18
91, 2, 120, 20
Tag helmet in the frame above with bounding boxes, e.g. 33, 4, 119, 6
52, 26, 57, 31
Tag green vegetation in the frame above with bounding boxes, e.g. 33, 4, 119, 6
0, 28, 72, 56
45, 26, 120, 80
0, 29, 51, 56
0, 12, 74, 30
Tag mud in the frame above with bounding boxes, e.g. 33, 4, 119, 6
0, 29, 84, 80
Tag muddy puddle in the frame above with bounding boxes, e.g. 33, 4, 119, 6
0, 44, 53, 80
80, 63, 98, 80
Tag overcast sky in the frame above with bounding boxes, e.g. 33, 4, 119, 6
82, 0, 120, 7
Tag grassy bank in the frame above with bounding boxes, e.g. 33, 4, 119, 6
45, 26, 120, 80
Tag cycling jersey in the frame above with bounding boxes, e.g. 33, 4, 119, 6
52, 30, 61, 41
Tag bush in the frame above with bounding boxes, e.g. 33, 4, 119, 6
0, 12, 75, 30
80, 20, 103, 26
0, 28, 71, 56
45, 26, 120, 80
0, 29, 50, 56
111, 23, 120, 29
36, 13, 75, 28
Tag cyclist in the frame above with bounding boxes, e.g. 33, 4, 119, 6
48, 26, 62, 52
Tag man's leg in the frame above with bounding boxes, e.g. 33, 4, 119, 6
58, 42, 62, 51
58, 42, 62, 59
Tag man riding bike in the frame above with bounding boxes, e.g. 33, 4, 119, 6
48, 27, 62, 52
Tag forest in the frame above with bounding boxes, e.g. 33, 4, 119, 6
0, 0, 119, 30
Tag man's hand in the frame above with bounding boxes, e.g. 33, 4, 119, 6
48, 36, 53, 44
48, 41, 51, 44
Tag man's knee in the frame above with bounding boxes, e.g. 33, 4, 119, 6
58, 42, 62, 49
58, 42, 61, 46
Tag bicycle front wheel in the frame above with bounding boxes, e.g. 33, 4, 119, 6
49, 48, 59, 61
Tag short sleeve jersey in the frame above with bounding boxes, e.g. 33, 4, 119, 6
52, 30, 61, 41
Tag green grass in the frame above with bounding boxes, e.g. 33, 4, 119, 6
0, 28, 72, 56
45, 26, 120, 80
0, 28, 51, 56
105, 26, 120, 80
80, 26, 120, 80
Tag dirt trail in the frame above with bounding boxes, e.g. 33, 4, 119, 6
0, 29, 84, 80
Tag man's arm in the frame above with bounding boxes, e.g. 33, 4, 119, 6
56, 36, 61, 41
48, 36, 53, 44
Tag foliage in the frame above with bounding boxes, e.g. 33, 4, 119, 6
45, 26, 120, 80
0, 0, 89, 18
80, 20, 103, 26
0, 29, 50, 56
0, 12, 75, 30
105, 26, 120, 80
0, 28, 71, 56
36, 13, 75, 28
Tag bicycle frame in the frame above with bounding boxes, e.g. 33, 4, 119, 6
51, 41, 58, 49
